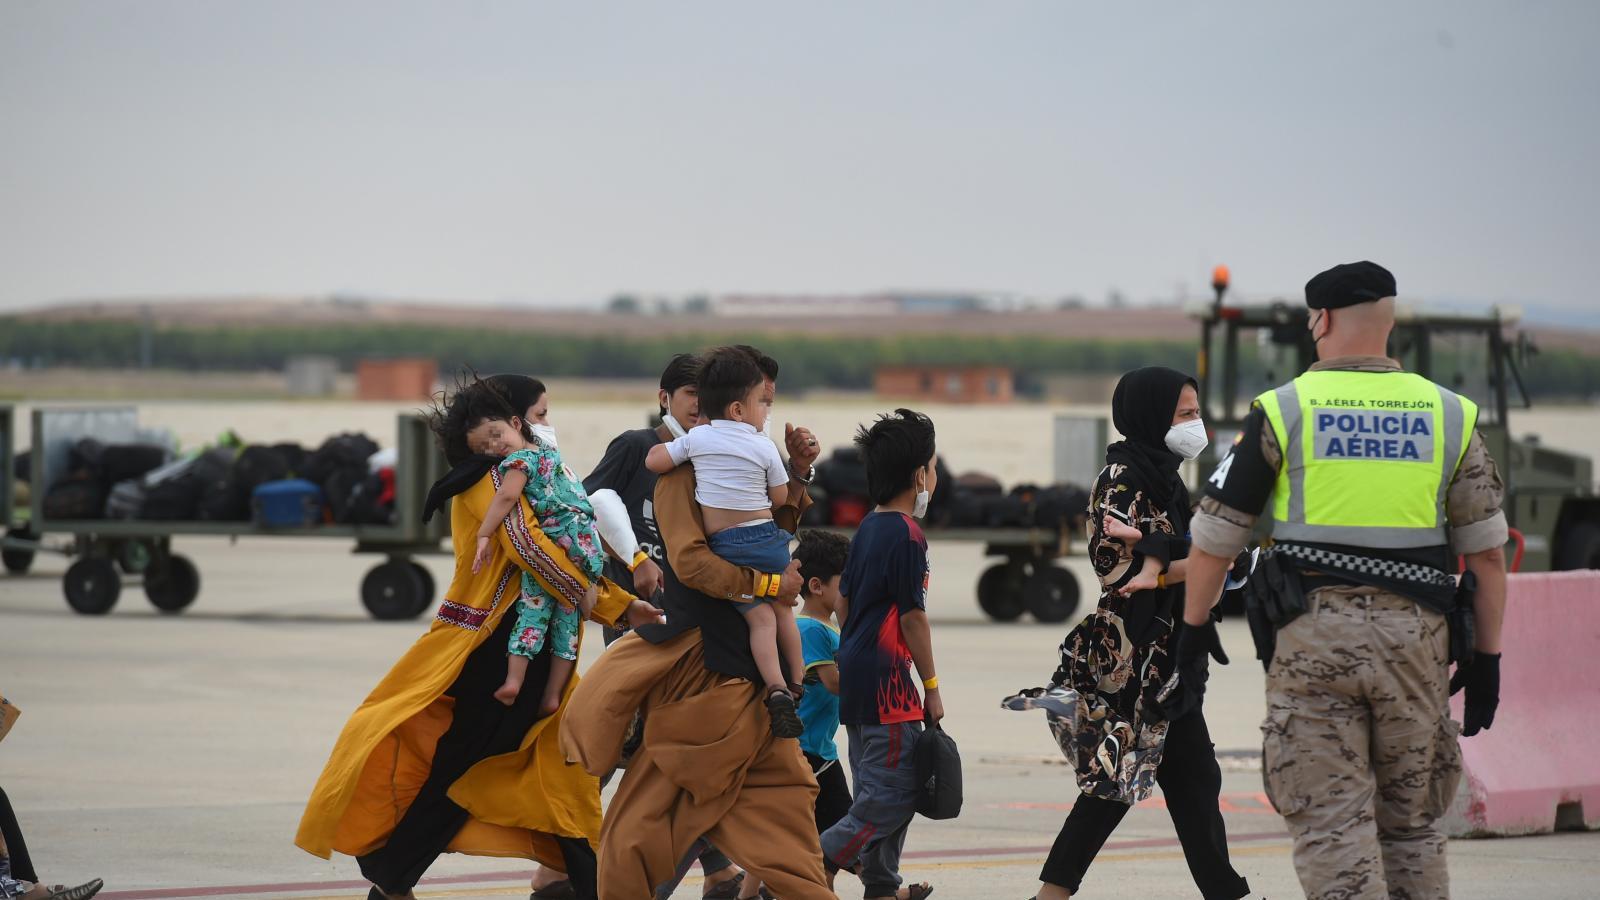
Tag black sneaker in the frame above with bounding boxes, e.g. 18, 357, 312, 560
765, 689, 804, 738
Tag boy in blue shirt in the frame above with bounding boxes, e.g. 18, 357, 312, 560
793, 530, 854, 848
821, 409, 942, 900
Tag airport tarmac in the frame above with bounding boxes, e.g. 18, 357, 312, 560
3, 536, 1597, 899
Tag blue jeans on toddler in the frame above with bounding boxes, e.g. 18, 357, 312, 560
707, 520, 793, 613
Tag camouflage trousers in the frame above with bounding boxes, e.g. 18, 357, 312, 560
1262, 587, 1463, 900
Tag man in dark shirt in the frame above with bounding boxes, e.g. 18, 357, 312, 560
582, 353, 701, 629
822, 409, 943, 900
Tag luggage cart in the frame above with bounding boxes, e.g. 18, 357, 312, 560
818, 524, 1081, 623
14, 406, 450, 620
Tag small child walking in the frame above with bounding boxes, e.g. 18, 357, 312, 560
460, 382, 603, 715
645, 346, 806, 737
792, 530, 854, 856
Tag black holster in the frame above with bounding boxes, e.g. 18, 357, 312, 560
1243, 550, 1307, 672
1449, 570, 1477, 665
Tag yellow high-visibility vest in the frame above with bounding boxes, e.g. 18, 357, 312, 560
1254, 369, 1476, 549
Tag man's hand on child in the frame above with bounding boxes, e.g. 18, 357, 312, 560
777, 560, 803, 607
1102, 513, 1143, 545
472, 535, 493, 573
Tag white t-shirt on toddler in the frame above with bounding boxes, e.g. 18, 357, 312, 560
665, 420, 788, 512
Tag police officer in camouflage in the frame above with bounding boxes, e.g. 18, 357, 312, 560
1179, 261, 1507, 900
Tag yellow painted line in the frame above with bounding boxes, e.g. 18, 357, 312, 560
272, 844, 1291, 900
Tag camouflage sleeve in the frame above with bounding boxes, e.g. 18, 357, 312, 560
1191, 498, 1258, 560
1446, 430, 1509, 555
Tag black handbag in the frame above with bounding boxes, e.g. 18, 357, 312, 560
913, 723, 963, 820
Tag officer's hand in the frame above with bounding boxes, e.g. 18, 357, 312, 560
1450, 653, 1501, 736
1207, 621, 1230, 666
1161, 621, 1213, 720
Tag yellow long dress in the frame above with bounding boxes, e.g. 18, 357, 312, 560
295, 472, 634, 871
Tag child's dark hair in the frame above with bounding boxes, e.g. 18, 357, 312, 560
854, 408, 937, 505
426, 369, 533, 465
794, 530, 851, 595
698, 347, 765, 420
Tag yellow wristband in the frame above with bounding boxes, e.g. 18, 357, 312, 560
755, 573, 772, 597
922, 676, 939, 691
1157, 573, 1167, 589
629, 550, 649, 572
767, 573, 782, 597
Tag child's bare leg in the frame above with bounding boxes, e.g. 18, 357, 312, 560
496, 654, 529, 706
540, 655, 575, 716
741, 602, 787, 691
773, 601, 805, 687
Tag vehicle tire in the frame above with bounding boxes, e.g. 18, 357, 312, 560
2, 527, 36, 575
1554, 520, 1600, 571
144, 555, 201, 613
408, 561, 437, 617
64, 557, 121, 615
1023, 564, 1081, 624
977, 562, 1028, 622
363, 560, 428, 621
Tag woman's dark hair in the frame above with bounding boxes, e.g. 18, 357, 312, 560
658, 353, 703, 417
794, 529, 851, 595
732, 344, 779, 382
426, 370, 533, 465
854, 408, 937, 505
487, 373, 547, 418
698, 347, 765, 420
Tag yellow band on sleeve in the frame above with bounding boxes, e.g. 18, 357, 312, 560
629, 550, 649, 572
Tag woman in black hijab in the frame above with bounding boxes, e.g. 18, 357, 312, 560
1030, 367, 1249, 900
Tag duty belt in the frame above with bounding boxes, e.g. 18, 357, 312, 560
1273, 542, 1455, 588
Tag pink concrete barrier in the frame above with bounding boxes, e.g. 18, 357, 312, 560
1444, 570, 1600, 836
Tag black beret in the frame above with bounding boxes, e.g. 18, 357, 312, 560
1305, 261, 1396, 310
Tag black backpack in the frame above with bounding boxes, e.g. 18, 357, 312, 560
914, 724, 963, 820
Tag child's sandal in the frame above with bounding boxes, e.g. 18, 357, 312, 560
764, 686, 804, 738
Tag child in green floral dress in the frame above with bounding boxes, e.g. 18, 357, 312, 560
468, 409, 604, 715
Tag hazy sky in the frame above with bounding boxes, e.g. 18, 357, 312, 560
2, 1, 1597, 315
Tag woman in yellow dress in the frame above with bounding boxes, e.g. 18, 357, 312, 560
295, 379, 662, 900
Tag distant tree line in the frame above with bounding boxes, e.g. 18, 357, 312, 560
2, 317, 1597, 400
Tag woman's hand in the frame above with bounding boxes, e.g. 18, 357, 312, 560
1101, 513, 1143, 545
472, 535, 493, 573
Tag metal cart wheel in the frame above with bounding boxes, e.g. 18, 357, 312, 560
2, 527, 36, 575
362, 559, 428, 620
408, 561, 437, 617
64, 557, 121, 615
145, 555, 201, 613
1023, 564, 1081, 623
977, 562, 1028, 622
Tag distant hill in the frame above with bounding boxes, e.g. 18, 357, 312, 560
15, 296, 1200, 341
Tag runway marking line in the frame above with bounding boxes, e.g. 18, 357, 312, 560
97, 831, 1289, 899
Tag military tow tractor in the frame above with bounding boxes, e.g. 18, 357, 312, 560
1193, 268, 1599, 574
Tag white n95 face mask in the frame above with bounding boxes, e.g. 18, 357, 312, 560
1165, 420, 1209, 460
912, 488, 931, 519
530, 423, 559, 450
663, 413, 688, 439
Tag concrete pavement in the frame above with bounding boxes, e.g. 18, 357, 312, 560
2, 535, 1596, 898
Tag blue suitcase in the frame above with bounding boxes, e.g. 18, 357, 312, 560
252, 479, 325, 527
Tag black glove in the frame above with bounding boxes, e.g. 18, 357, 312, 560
1207, 619, 1230, 666
1450, 652, 1501, 737
1159, 620, 1214, 720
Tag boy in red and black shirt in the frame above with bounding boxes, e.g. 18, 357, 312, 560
823, 409, 942, 900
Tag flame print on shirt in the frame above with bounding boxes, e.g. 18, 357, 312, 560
875, 605, 923, 722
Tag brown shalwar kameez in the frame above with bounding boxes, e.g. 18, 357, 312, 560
562, 467, 834, 900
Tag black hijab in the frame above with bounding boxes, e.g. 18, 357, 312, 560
423, 453, 499, 523
1106, 366, 1197, 519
